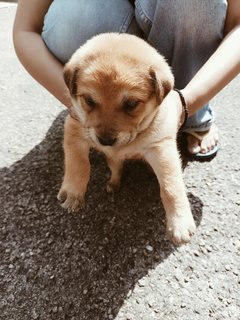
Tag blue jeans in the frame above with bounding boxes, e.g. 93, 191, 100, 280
42, 0, 227, 132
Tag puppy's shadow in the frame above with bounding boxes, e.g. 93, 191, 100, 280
0, 111, 203, 320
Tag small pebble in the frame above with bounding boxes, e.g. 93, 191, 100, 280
127, 290, 132, 298
138, 278, 147, 287
52, 306, 58, 313
193, 250, 200, 257
32, 310, 39, 319
146, 245, 154, 252
206, 246, 212, 252
233, 270, 239, 276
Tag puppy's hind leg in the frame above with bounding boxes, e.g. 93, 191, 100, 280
57, 115, 90, 213
106, 156, 123, 193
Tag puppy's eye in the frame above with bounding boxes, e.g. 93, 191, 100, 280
122, 99, 140, 113
83, 95, 97, 109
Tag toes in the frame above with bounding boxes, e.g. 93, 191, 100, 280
187, 125, 219, 155
168, 229, 191, 245
187, 135, 200, 154
61, 194, 85, 212
57, 188, 85, 213
57, 190, 67, 203
167, 227, 194, 245
199, 139, 208, 154
200, 135, 217, 153
167, 215, 196, 245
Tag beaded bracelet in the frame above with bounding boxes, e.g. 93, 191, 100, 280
174, 88, 189, 131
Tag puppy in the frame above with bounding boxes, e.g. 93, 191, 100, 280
58, 33, 196, 244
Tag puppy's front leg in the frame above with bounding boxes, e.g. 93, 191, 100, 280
57, 115, 90, 212
106, 156, 123, 193
145, 139, 196, 244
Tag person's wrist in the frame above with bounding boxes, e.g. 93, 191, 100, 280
181, 88, 193, 115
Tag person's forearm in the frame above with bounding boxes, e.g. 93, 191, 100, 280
182, 26, 240, 116
13, 30, 71, 108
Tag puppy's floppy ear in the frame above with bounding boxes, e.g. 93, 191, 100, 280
149, 68, 174, 105
63, 63, 80, 97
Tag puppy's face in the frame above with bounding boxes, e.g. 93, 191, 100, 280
64, 39, 174, 147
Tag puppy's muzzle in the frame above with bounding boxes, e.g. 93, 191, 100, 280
97, 135, 117, 146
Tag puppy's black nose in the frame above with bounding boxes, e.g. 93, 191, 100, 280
97, 136, 116, 146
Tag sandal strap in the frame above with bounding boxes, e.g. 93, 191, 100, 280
188, 130, 210, 141
187, 123, 218, 141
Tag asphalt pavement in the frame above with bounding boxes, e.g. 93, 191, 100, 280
0, 4, 240, 320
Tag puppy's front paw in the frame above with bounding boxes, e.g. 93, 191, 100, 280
57, 185, 85, 213
106, 179, 120, 193
166, 213, 196, 245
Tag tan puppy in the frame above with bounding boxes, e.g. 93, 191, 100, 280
58, 33, 196, 244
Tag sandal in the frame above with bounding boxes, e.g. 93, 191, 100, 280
180, 124, 219, 161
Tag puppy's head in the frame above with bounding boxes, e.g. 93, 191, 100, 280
64, 33, 174, 147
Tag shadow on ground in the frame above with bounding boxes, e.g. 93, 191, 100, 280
0, 111, 203, 320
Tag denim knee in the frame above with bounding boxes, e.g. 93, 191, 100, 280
42, 0, 141, 64
136, 0, 227, 129
135, 0, 156, 36
135, 0, 227, 87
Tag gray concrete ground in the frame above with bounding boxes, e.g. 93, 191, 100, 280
0, 5, 240, 320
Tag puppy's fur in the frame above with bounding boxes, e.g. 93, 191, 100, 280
58, 33, 196, 244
